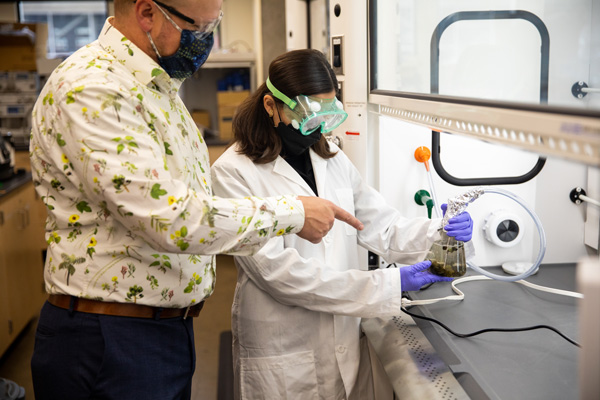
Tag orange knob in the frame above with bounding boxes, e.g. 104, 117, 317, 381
414, 146, 431, 171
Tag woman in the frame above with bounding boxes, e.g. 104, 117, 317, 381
211, 49, 472, 399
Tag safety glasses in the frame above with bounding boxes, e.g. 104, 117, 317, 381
152, 0, 223, 40
266, 78, 348, 135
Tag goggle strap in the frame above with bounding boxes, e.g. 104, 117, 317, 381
266, 78, 297, 110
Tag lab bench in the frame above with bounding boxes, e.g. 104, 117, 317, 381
362, 264, 579, 400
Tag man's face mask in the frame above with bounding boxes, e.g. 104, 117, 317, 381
147, 0, 222, 80
266, 78, 348, 135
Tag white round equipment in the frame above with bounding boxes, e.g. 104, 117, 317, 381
483, 210, 524, 248
502, 261, 539, 275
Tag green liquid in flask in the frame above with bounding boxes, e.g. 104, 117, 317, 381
427, 230, 467, 277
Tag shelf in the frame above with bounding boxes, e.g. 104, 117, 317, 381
204, 52, 256, 69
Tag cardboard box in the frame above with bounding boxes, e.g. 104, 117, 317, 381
192, 110, 211, 128
217, 90, 250, 107
217, 114, 234, 141
0, 45, 36, 71
0, 22, 48, 71
217, 90, 249, 140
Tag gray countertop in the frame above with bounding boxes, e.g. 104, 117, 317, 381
362, 263, 580, 400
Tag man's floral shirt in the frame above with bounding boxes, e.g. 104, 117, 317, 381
29, 19, 304, 308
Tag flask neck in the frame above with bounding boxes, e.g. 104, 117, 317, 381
439, 228, 463, 244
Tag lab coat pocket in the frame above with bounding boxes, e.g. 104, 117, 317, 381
239, 350, 319, 399
335, 188, 357, 236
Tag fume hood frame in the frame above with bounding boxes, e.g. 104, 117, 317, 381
368, 3, 600, 167
430, 10, 548, 186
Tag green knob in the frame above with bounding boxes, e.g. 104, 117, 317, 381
414, 190, 434, 219
414, 190, 431, 205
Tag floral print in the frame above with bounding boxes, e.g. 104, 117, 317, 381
29, 18, 304, 308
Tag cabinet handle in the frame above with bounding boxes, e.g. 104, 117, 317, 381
17, 209, 27, 230
0, 211, 3, 226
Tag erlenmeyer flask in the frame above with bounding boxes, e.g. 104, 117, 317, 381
427, 229, 466, 277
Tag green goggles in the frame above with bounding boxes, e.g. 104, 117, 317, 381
267, 78, 348, 135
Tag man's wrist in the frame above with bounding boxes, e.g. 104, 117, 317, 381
264, 195, 304, 236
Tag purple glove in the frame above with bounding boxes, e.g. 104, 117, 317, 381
400, 260, 453, 291
441, 203, 473, 242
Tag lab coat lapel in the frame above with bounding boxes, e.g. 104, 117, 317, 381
310, 149, 327, 198
272, 156, 315, 195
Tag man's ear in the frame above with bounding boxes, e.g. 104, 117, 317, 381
134, 0, 156, 32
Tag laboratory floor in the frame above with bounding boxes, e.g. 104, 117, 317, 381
0, 255, 237, 400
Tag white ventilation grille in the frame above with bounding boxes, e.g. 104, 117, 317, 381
361, 314, 470, 400
391, 315, 464, 400
370, 94, 600, 167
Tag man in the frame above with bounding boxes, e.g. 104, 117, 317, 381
29, 1, 362, 398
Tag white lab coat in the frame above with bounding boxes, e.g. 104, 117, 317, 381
211, 143, 440, 400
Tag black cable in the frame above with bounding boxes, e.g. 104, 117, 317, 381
391, 262, 579, 346
401, 306, 581, 347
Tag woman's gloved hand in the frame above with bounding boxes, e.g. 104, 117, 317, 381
441, 203, 473, 242
399, 260, 453, 291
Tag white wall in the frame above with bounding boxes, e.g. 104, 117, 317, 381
285, 0, 308, 50
329, 0, 369, 176
328, 0, 370, 269
221, 0, 256, 52
375, 116, 592, 267
309, 0, 329, 54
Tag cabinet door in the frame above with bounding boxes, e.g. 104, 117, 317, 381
0, 182, 46, 355
25, 183, 48, 307
17, 184, 47, 320
0, 214, 11, 355
14, 151, 48, 253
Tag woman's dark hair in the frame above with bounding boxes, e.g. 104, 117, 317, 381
232, 49, 339, 164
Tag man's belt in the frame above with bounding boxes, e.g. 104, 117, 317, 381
48, 294, 204, 319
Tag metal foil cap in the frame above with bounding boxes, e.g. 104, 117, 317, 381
442, 188, 484, 227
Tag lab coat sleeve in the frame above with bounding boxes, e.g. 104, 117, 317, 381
236, 239, 403, 318
211, 156, 403, 318
342, 151, 441, 265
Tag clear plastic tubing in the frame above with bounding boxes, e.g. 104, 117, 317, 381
427, 171, 442, 219
466, 187, 547, 282
414, 146, 442, 219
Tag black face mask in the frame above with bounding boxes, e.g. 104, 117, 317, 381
276, 122, 322, 157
